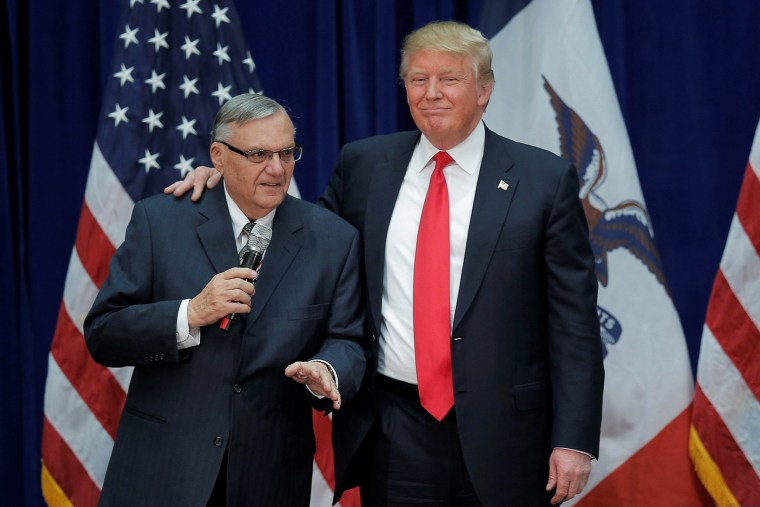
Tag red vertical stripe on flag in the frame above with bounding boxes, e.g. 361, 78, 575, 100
74, 202, 116, 288
704, 271, 760, 397
312, 410, 336, 488
736, 161, 760, 248
41, 419, 101, 507
692, 387, 760, 504
50, 303, 126, 439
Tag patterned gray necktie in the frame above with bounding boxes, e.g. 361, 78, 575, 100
239, 222, 255, 261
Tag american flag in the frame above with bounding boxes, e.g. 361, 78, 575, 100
39, 1, 346, 505
689, 118, 760, 507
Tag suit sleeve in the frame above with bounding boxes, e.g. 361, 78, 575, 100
309, 225, 367, 406
84, 201, 183, 368
544, 163, 605, 457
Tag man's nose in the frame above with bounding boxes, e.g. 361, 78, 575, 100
424, 78, 443, 99
264, 154, 286, 175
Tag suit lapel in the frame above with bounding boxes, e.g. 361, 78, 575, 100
453, 128, 519, 331
196, 186, 239, 274
245, 195, 303, 327
364, 132, 420, 333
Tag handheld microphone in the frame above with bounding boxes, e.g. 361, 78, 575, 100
219, 222, 273, 331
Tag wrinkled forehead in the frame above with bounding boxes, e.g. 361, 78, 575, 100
225, 115, 296, 150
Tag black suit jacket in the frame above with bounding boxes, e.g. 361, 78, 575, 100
85, 187, 365, 507
323, 126, 604, 507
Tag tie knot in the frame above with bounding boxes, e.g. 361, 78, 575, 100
433, 151, 454, 173
239, 222, 256, 260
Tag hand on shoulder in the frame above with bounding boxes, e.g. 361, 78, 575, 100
164, 166, 221, 201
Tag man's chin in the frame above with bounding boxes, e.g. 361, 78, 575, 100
419, 117, 450, 133
264, 194, 286, 207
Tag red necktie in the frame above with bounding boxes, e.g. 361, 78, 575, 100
414, 151, 454, 421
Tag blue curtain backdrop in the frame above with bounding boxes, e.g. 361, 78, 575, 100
2, 1, 759, 504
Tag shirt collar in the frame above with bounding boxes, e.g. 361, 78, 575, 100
223, 183, 276, 241
412, 121, 486, 175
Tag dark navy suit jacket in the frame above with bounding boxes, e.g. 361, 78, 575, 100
85, 187, 365, 507
324, 126, 604, 507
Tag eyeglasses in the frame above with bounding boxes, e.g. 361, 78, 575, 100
216, 140, 303, 164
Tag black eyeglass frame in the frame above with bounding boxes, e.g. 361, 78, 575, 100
216, 140, 303, 163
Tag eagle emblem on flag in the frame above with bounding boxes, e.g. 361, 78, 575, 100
543, 77, 668, 293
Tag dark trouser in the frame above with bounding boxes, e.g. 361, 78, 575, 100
360, 375, 482, 507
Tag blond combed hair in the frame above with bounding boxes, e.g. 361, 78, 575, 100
399, 21, 495, 86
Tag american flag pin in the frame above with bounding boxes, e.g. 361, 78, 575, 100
498, 180, 509, 191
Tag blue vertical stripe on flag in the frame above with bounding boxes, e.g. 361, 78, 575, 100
477, 0, 531, 38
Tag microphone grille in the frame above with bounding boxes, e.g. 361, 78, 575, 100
247, 222, 272, 253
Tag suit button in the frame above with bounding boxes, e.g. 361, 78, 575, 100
213, 436, 224, 447
159, 353, 165, 360
233, 384, 242, 393
371, 334, 377, 342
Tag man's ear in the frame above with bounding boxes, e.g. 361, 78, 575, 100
209, 142, 224, 174
478, 81, 493, 108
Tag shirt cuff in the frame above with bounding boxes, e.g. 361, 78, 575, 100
554, 447, 596, 460
305, 359, 338, 399
176, 299, 201, 350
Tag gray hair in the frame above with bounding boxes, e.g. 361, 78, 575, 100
399, 21, 495, 86
211, 93, 294, 142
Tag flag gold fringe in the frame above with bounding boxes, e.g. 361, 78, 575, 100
41, 462, 74, 507
688, 425, 739, 507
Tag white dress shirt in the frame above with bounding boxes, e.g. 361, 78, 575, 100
379, 122, 485, 384
377, 124, 594, 459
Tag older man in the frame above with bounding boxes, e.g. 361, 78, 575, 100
86, 93, 365, 507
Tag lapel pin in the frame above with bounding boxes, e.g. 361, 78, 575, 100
498, 180, 509, 191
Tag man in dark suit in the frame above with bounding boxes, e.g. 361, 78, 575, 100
170, 21, 603, 507
323, 21, 603, 507
85, 93, 365, 507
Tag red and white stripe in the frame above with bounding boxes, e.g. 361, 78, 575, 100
41, 142, 348, 506
690, 119, 760, 507
41, 143, 130, 506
